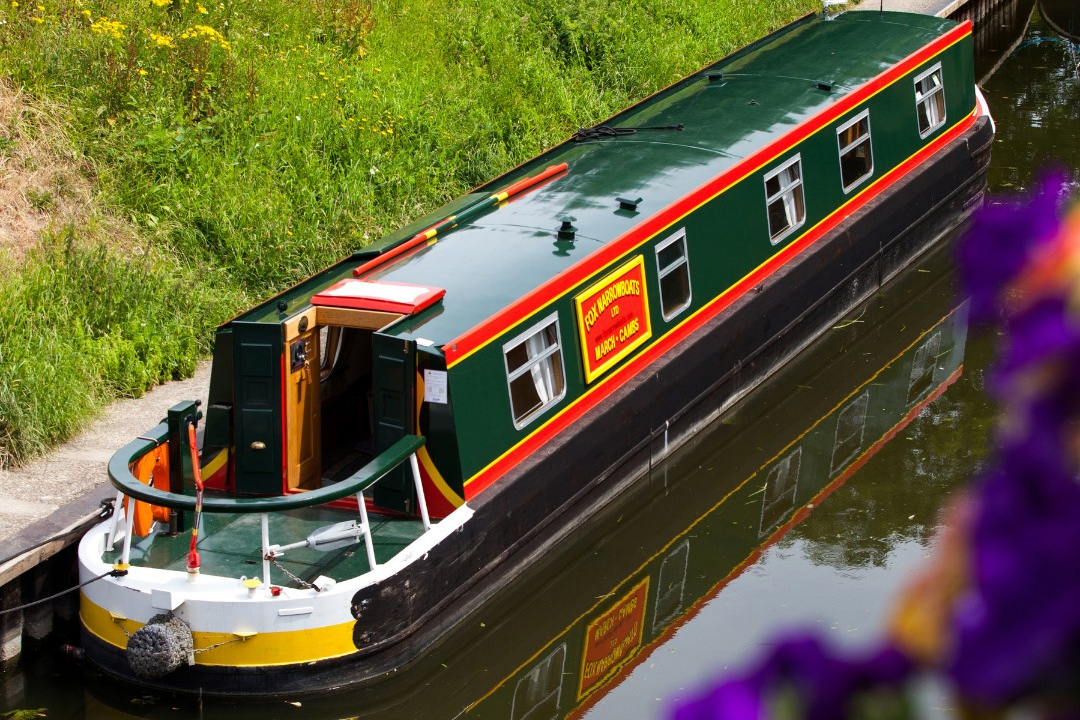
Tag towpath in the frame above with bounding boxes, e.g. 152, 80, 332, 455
0, 365, 209, 582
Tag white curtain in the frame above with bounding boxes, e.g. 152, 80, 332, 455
781, 165, 800, 226
526, 332, 555, 404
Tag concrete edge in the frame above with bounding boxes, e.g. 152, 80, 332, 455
0, 482, 114, 587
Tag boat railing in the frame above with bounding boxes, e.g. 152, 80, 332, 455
104, 423, 431, 586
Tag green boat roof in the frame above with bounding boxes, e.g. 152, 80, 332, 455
241, 11, 958, 344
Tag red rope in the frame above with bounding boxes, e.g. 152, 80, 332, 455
186, 423, 205, 572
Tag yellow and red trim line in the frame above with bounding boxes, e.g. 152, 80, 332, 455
352, 163, 568, 279
444, 20, 974, 368
460, 99, 979, 500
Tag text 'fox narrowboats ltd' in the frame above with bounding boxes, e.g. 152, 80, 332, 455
78, 8, 994, 696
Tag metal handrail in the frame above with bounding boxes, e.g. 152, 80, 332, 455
107, 425, 426, 513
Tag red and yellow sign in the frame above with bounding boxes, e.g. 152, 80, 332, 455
577, 576, 650, 700
574, 257, 652, 383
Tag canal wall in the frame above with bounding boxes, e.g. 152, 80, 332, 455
0, 0, 1013, 678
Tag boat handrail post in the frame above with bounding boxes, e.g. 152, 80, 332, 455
409, 453, 431, 532
120, 497, 136, 566
355, 491, 378, 570
260, 513, 272, 587
106, 490, 125, 550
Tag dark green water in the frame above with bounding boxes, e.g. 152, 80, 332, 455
2, 2, 1074, 717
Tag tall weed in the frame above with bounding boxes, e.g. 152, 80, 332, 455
0, 232, 244, 466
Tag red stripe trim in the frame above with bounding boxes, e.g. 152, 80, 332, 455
462, 108, 977, 499
445, 21, 972, 367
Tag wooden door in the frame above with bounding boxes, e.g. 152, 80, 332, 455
287, 329, 322, 490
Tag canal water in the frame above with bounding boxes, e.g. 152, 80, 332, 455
2, 1, 1075, 717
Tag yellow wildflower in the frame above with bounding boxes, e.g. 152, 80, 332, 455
11, 1, 18, 8
196, 2, 206, 12
31, 14, 43, 21
138, 68, 148, 75
90, 18, 126, 39
150, 32, 174, 48
80, 8, 89, 17
35, 4, 42, 9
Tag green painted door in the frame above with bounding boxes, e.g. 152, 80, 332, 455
232, 322, 284, 495
372, 333, 416, 513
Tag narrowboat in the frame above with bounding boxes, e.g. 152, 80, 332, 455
78, 8, 994, 696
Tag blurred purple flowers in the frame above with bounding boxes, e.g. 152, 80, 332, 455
671, 173, 1080, 719
956, 170, 1068, 324
673, 637, 912, 720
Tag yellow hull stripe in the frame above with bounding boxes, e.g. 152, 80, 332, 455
81, 594, 358, 667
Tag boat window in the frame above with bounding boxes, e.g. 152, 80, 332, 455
503, 314, 566, 429
837, 110, 874, 192
655, 229, 692, 320
764, 155, 806, 245
914, 63, 946, 138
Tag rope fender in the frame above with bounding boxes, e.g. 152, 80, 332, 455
125, 613, 194, 678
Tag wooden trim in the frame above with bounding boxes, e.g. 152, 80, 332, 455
316, 306, 402, 330
284, 307, 317, 341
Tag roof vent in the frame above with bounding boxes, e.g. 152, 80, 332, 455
707, 72, 724, 83
815, 80, 835, 92
617, 196, 642, 212
558, 216, 578, 241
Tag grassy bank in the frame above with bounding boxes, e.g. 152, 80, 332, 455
0, 0, 818, 465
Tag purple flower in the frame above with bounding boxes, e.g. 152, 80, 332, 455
671, 636, 913, 720
992, 296, 1080, 395
957, 169, 1069, 324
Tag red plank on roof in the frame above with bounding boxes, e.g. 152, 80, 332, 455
312, 279, 445, 314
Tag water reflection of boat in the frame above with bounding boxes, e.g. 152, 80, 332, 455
1040, 0, 1080, 42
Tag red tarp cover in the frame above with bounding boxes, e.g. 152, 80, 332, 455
311, 279, 445, 314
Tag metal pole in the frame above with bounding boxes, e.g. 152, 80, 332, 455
260, 513, 272, 585
106, 491, 125, 550
121, 497, 136, 566
356, 492, 378, 571
410, 454, 432, 531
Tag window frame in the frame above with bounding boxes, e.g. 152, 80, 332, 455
836, 109, 874, 193
654, 228, 693, 321
913, 63, 946, 139
763, 154, 806, 246
502, 312, 567, 430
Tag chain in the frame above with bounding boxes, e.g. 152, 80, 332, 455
194, 637, 241, 654
266, 553, 322, 592
111, 615, 133, 638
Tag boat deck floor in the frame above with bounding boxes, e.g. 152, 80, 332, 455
104, 507, 424, 588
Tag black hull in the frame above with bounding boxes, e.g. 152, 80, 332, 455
82, 113, 993, 697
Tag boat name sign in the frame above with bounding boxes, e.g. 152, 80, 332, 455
574, 256, 653, 383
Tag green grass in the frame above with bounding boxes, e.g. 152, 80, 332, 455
0, 232, 242, 465
0, 0, 818, 466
